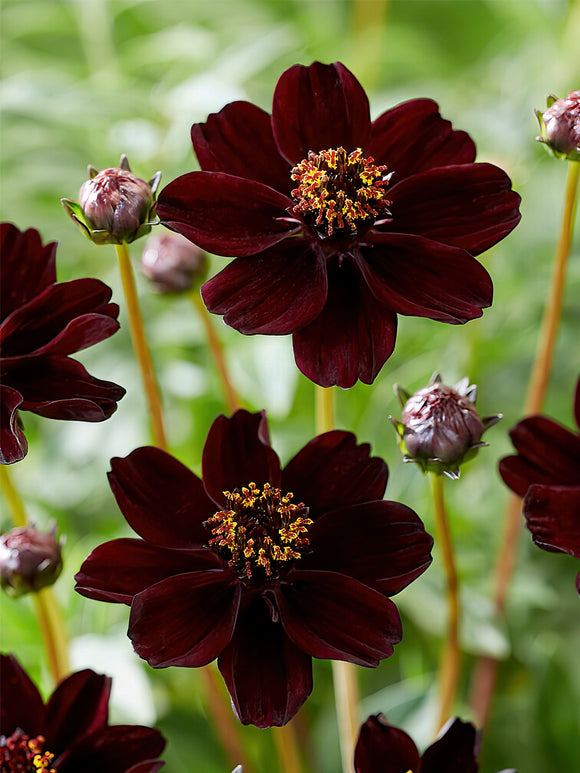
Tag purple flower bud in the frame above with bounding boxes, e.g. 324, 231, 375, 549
536, 91, 580, 161
390, 373, 501, 479
61, 155, 161, 245
141, 231, 208, 293
0, 524, 64, 597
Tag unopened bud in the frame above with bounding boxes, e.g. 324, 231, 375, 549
536, 91, 580, 161
61, 155, 161, 245
0, 524, 64, 597
390, 373, 502, 479
141, 231, 208, 293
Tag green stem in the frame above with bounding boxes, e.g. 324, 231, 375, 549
273, 721, 304, 773
115, 242, 168, 450
430, 473, 460, 732
315, 385, 360, 773
470, 160, 579, 728
0, 465, 70, 684
190, 291, 240, 414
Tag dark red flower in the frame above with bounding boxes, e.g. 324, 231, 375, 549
75, 409, 433, 727
354, 714, 517, 773
0, 223, 125, 464
0, 653, 165, 772
499, 375, 580, 594
157, 61, 521, 388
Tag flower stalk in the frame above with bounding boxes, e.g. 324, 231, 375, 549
273, 722, 304, 773
0, 466, 69, 684
115, 242, 168, 450
471, 159, 579, 728
190, 290, 240, 414
430, 473, 460, 732
315, 385, 360, 773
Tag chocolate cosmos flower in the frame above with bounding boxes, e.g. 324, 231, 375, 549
499, 375, 580, 594
0, 223, 125, 464
75, 409, 433, 727
0, 653, 165, 772
354, 714, 517, 773
157, 61, 521, 388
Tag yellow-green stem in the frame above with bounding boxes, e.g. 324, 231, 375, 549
191, 291, 240, 414
430, 473, 460, 732
115, 242, 168, 450
0, 465, 70, 684
273, 721, 304, 773
315, 385, 360, 773
200, 665, 254, 773
470, 160, 579, 729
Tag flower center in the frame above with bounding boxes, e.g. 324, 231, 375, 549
290, 147, 391, 237
204, 482, 312, 580
0, 730, 56, 773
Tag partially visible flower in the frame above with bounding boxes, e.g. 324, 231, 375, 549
390, 373, 501, 479
0, 223, 125, 465
141, 231, 208, 293
499, 374, 580, 594
75, 409, 433, 727
0, 653, 165, 772
157, 60, 520, 388
61, 155, 161, 245
0, 524, 64, 597
354, 714, 517, 773
536, 91, 580, 161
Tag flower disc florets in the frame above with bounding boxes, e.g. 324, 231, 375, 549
0, 730, 55, 773
205, 482, 312, 580
290, 147, 391, 237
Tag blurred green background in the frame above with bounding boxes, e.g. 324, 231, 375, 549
1, 0, 579, 771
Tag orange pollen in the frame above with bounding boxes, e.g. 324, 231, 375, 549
204, 482, 312, 580
0, 730, 56, 773
290, 146, 391, 236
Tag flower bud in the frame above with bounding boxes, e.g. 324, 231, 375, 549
141, 231, 208, 293
536, 91, 580, 161
390, 373, 501, 479
61, 155, 161, 245
0, 524, 64, 597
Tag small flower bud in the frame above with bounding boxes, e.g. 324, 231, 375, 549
0, 524, 64, 597
141, 231, 208, 293
536, 91, 580, 161
390, 373, 501, 479
61, 154, 161, 245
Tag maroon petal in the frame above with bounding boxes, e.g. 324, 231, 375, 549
292, 258, 397, 388
303, 501, 433, 594
128, 571, 240, 668
218, 595, 313, 728
0, 385, 26, 464
500, 416, 580, 496
0, 223, 56, 320
8, 356, 124, 421
108, 448, 216, 548
56, 725, 166, 773
0, 653, 45, 737
201, 239, 327, 335
157, 172, 296, 257
202, 410, 281, 506
276, 569, 402, 666
192, 101, 292, 194
281, 431, 388, 519
45, 670, 110, 755
74, 538, 222, 604
124, 763, 165, 773
272, 62, 371, 165
354, 714, 420, 773
383, 163, 521, 255
0, 279, 119, 358
421, 718, 479, 773
358, 234, 492, 323
524, 484, 580, 557
367, 98, 476, 180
